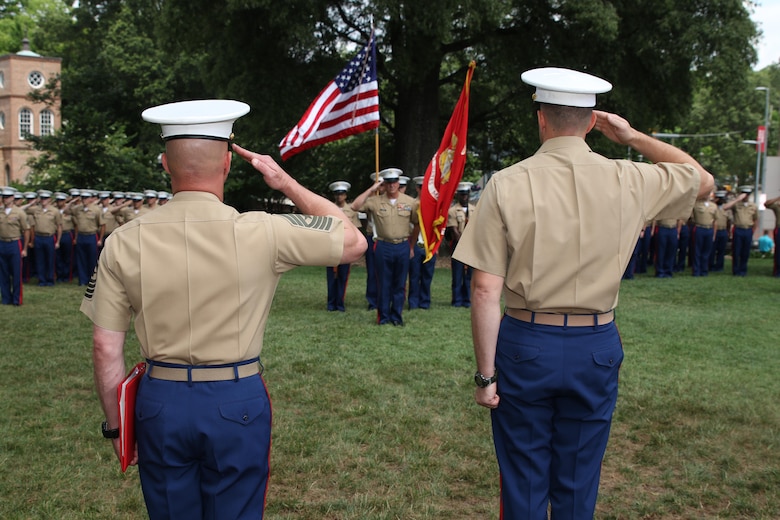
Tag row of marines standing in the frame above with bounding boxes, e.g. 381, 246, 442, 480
624, 186, 780, 279
0, 187, 171, 305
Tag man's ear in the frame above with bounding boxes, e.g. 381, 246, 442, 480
223, 149, 232, 181
586, 111, 597, 133
161, 153, 172, 176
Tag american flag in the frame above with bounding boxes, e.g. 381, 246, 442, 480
279, 35, 379, 161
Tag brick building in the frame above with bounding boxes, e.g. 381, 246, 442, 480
0, 38, 62, 185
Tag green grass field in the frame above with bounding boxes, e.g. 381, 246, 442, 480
1, 258, 778, 519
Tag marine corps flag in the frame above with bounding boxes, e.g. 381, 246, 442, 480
418, 61, 475, 262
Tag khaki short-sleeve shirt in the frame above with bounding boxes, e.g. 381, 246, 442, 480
340, 204, 362, 229
0, 206, 30, 238
732, 202, 758, 227
101, 205, 120, 233
362, 193, 418, 241
692, 200, 717, 227
714, 206, 730, 229
80, 191, 344, 365
72, 204, 105, 234
31, 206, 62, 235
452, 136, 699, 314
447, 203, 476, 234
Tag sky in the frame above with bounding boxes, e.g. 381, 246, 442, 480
751, 0, 780, 69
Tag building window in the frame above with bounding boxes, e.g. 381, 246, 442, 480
0, 111, 5, 130
4, 164, 9, 185
19, 108, 33, 139
28, 70, 45, 89
0, 71, 4, 88
40, 110, 53, 136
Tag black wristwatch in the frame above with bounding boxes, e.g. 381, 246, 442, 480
474, 370, 498, 388
101, 421, 120, 439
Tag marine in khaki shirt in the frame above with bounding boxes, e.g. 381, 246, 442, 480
451, 67, 714, 520
80, 99, 366, 520
691, 198, 718, 229
351, 168, 419, 325
356, 187, 418, 242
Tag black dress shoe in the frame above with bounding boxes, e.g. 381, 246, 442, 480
392, 320, 404, 327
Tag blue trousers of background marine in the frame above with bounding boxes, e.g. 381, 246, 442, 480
654, 226, 678, 277
374, 240, 409, 324
364, 234, 377, 309
674, 223, 691, 272
491, 315, 623, 519
56, 230, 74, 281
408, 243, 434, 309
75, 233, 98, 285
326, 263, 351, 311
450, 257, 472, 305
732, 227, 753, 276
635, 225, 652, 274
34, 235, 56, 285
709, 229, 728, 272
0, 239, 24, 305
691, 226, 713, 276
136, 370, 271, 520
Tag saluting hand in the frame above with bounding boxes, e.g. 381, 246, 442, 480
232, 144, 292, 193
593, 110, 635, 146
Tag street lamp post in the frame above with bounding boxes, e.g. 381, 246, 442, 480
756, 86, 770, 203
742, 139, 761, 203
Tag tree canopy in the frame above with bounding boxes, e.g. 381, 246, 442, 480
2, 0, 776, 206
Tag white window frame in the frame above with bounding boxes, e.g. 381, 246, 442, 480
40, 109, 53, 136
28, 70, 45, 89
19, 108, 33, 139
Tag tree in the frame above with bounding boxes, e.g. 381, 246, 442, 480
20, 0, 762, 210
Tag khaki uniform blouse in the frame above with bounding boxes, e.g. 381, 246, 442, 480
80, 191, 344, 365
30, 206, 62, 235
714, 205, 730, 229
339, 204, 362, 229
101, 205, 120, 234
361, 193, 418, 241
71, 203, 105, 234
447, 203, 477, 234
453, 136, 699, 314
60, 208, 74, 231
732, 202, 757, 228
0, 206, 30, 239
692, 200, 717, 227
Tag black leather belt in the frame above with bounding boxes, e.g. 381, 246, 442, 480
376, 237, 407, 244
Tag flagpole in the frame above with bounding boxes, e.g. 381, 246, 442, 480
374, 129, 380, 179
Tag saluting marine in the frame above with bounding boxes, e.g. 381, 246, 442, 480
723, 186, 758, 276
453, 67, 713, 518
82, 99, 365, 519
352, 168, 419, 326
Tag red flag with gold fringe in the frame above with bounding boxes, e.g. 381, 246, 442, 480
418, 61, 475, 262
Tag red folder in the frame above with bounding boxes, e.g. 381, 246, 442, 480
117, 362, 147, 472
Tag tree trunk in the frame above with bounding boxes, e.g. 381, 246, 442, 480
392, 66, 442, 180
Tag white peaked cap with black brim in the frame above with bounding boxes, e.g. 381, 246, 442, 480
142, 99, 250, 142
522, 67, 612, 108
